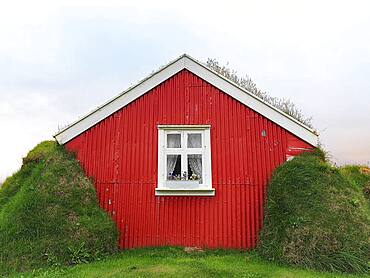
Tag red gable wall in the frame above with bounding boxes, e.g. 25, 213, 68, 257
66, 69, 313, 249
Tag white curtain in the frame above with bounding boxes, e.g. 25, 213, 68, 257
167, 134, 181, 148
167, 155, 178, 179
187, 134, 201, 148
167, 134, 180, 179
189, 154, 202, 183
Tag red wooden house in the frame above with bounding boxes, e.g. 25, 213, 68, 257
55, 54, 318, 249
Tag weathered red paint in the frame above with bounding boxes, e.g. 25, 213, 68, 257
66, 70, 313, 249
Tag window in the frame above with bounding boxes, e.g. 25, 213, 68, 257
156, 125, 214, 196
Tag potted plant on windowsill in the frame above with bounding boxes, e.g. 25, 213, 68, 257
166, 172, 200, 189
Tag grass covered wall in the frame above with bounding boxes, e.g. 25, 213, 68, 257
0, 141, 118, 274
258, 150, 370, 274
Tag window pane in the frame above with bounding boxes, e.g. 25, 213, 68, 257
167, 134, 181, 148
188, 154, 202, 183
187, 133, 201, 148
167, 154, 181, 180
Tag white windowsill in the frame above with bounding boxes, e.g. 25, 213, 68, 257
155, 188, 215, 196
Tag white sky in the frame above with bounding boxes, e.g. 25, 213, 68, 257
1, 0, 370, 181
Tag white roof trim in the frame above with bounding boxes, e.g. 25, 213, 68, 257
54, 54, 318, 146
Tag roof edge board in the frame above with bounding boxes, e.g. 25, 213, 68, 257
54, 56, 186, 144
184, 54, 316, 134
54, 54, 187, 139
182, 56, 318, 146
54, 54, 318, 146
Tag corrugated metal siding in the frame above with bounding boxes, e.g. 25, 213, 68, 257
66, 69, 313, 249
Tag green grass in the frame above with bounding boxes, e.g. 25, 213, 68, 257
0, 141, 118, 275
340, 165, 370, 204
13, 248, 369, 278
258, 150, 370, 274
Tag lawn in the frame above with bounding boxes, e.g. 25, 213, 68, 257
15, 248, 369, 278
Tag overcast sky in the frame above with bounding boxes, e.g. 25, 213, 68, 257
1, 0, 370, 182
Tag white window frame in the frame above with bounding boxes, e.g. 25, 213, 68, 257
156, 125, 214, 196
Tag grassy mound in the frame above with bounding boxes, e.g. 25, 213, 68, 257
0, 141, 118, 274
258, 150, 370, 274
